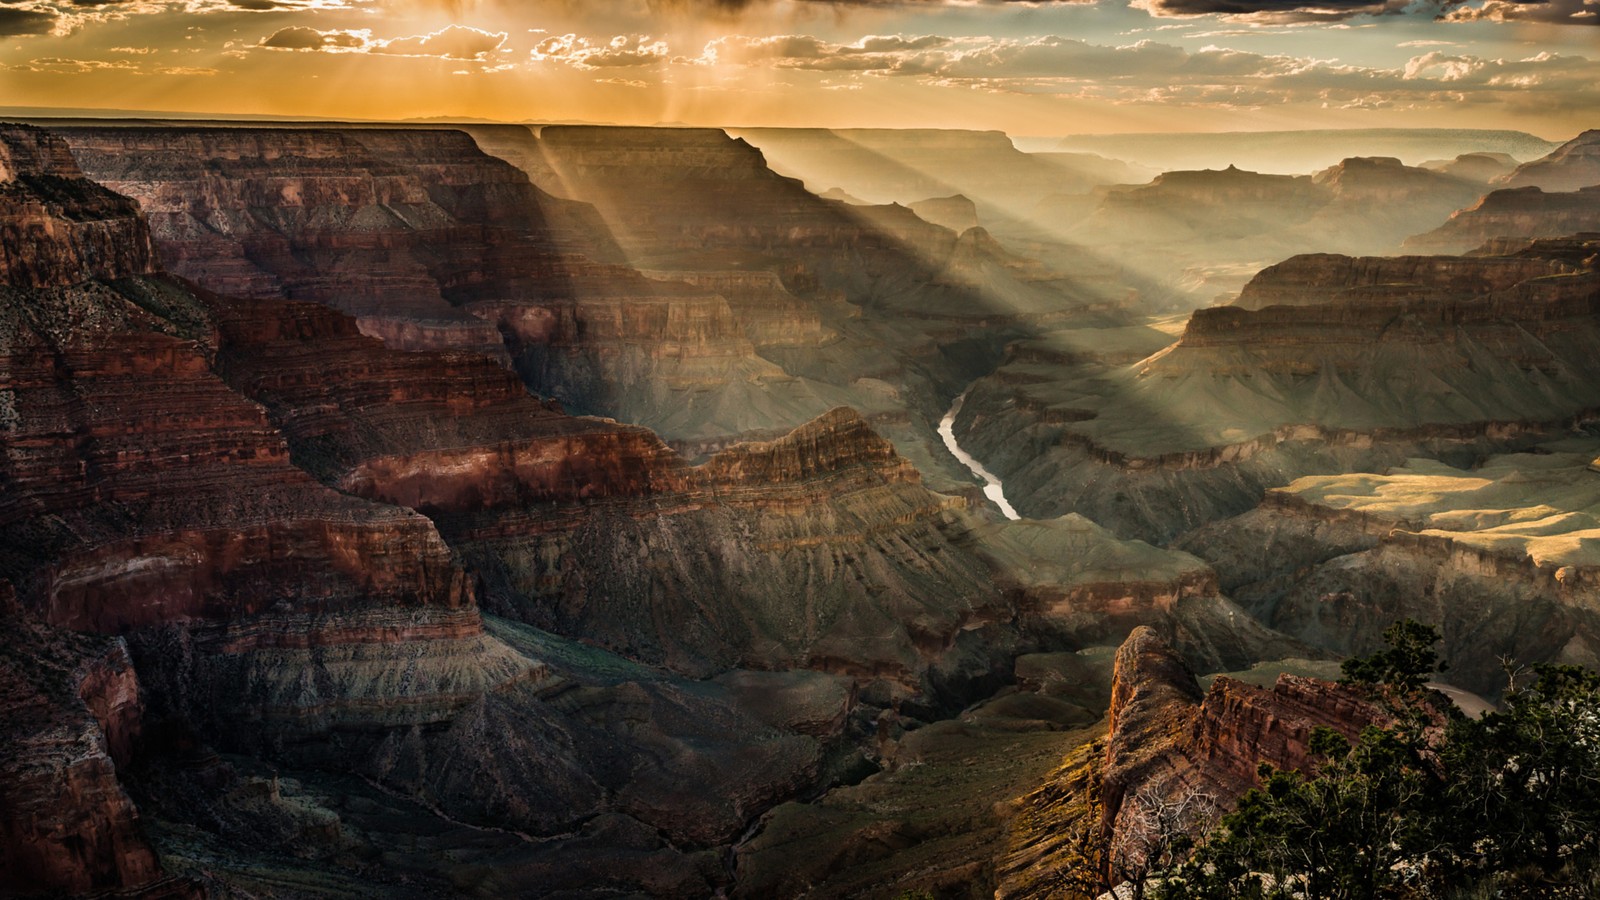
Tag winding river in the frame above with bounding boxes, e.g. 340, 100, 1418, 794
937, 389, 1021, 521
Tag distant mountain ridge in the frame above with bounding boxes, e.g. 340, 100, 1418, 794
1045, 128, 1559, 175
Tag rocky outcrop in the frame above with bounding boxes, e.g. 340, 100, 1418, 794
0, 124, 860, 894
733, 127, 1088, 220
0, 620, 196, 898
1179, 444, 1600, 695
909, 194, 979, 233
1500, 129, 1600, 192
1423, 152, 1519, 184
51, 124, 635, 362
1404, 185, 1600, 254
0, 124, 156, 288
999, 628, 1384, 895
1234, 252, 1580, 309
51, 124, 888, 454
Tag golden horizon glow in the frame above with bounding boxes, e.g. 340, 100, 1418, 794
1, 1, 1596, 139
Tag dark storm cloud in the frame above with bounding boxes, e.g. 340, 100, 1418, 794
1134, 0, 1429, 21
0, 8, 55, 35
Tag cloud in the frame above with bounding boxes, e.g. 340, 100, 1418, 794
371, 24, 507, 59
1443, 0, 1600, 25
1131, 0, 1430, 23
258, 24, 509, 60
695, 29, 1600, 118
0, 8, 56, 35
259, 25, 367, 50
651, 0, 1093, 11
531, 33, 669, 68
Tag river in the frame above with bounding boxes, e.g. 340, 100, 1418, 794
937, 389, 1021, 521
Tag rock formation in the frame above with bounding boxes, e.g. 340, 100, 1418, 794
1180, 442, 1600, 695
1, 120, 1310, 896
950, 236, 1600, 541
1499, 129, 1600, 192
1422, 152, 1519, 184
997, 628, 1386, 897
1403, 131, 1600, 254
1404, 186, 1600, 254
0, 620, 197, 898
731, 127, 1102, 222
0, 124, 156, 288
909, 194, 980, 234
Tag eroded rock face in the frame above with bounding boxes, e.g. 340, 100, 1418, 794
1500, 129, 1600, 192
952, 239, 1600, 541
999, 628, 1384, 895
1180, 444, 1600, 695
0, 121, 1312, 896
1405, 185, 1600, 255
0, 619, 196, 898
0, 124, 849, 893
0, 124, 156, 288
1025, 157, 1487, 300
1233, 252, 1580, 310
52, 125, 637, 363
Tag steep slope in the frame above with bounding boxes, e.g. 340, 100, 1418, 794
1422, 152, 1519, 184
52, 124, 893, 460
492, 124, 1134, 490
952, 237, 1600, 541
1180, 441, 1600, 696
1404, 131, 1600, 254
1404, 185, 1600, 254
0, 121, 1319, 895
0, 121, 524, 896
732, 127, 1134, 225
0, 123, 838, 896
1500, 129, 1600, 192
0, 616, 197, 898
996, 628, 1386, 897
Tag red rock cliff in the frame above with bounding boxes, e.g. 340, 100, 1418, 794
0, 124, 157, 288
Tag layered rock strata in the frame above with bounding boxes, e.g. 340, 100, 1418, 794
0, 620, 197, 898
0, 124, 831, 894
1180, 442, 1600, 695
997, 628, 1385, 897
1499, 129, 1600, 192
953, 238, 1600, 541
1404, 186, 1600, 254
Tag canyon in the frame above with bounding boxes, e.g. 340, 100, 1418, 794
4, 112, 1600, 899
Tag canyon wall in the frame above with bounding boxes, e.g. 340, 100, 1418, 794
953, 238, 1600, 542
998, 628, 1385, 897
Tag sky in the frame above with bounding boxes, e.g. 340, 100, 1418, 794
0, 0, 1597, 137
